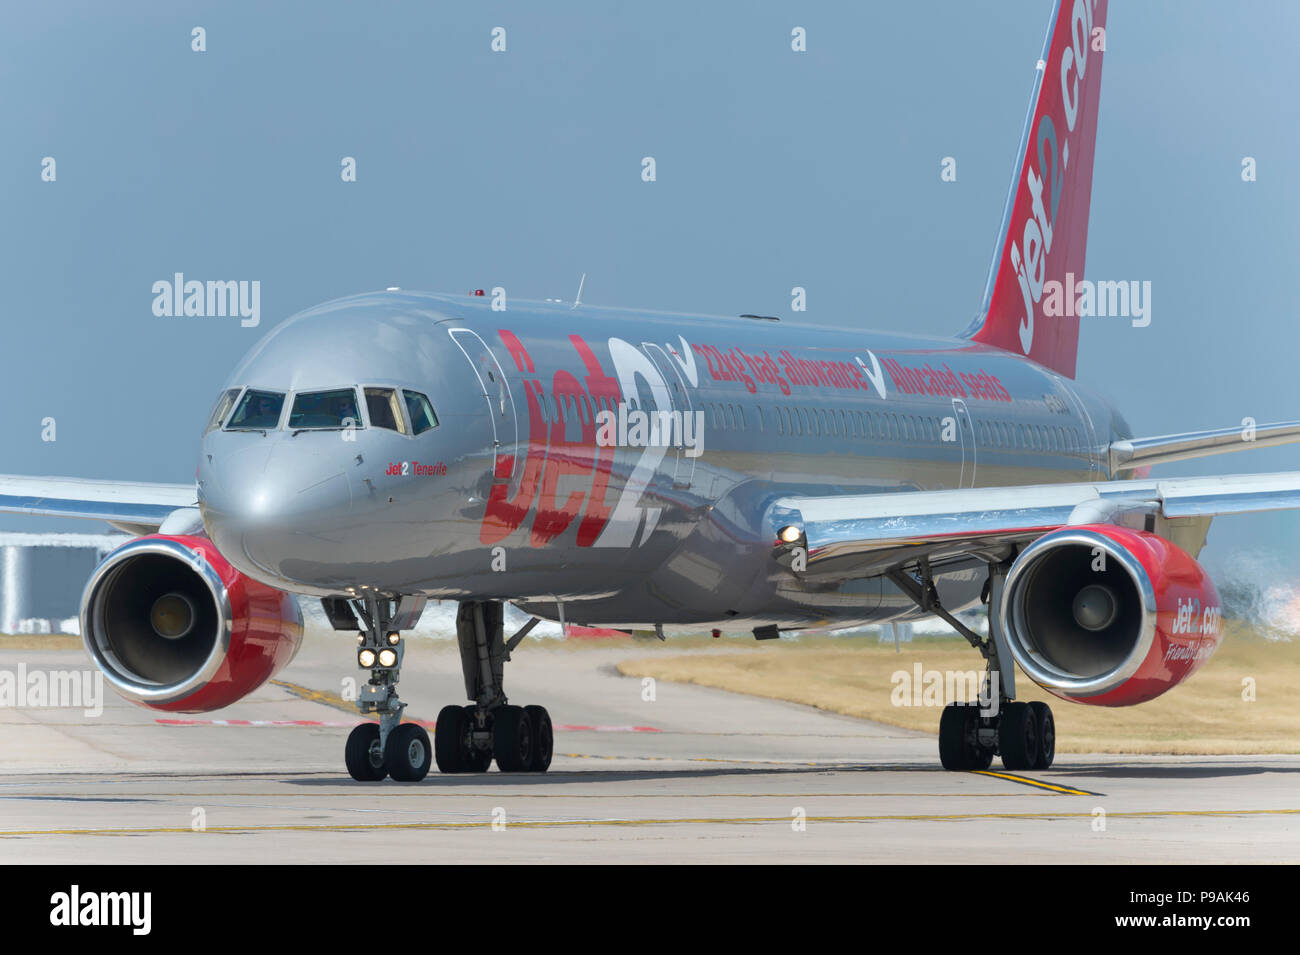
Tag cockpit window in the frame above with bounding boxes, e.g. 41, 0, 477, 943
289, 388, 362, 431
364, 387, 407, 434
403, 390, 439, 435
226, 389, 285, 431
205, 388, 243, 433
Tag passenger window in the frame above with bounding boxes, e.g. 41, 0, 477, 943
403, 390, 439, 435
226, 389, 285, 431
290, 388, 362, 431
206, 388, 242, 433
364, 387, 407, 434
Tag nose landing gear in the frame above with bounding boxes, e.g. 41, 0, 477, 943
339, 593, 432, 782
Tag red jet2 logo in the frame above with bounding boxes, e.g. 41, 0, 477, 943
480, 331, 680, 550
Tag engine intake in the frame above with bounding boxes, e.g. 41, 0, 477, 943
82, 535, 303, 712
1000, 524, 1221, 706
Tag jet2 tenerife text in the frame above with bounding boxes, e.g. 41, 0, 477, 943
7, 0, 1300, 778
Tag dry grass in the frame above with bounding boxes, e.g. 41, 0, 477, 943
617, 622, 1300, 754
0, 634, 82, 650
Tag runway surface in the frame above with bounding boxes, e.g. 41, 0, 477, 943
2, 633, 1298, 863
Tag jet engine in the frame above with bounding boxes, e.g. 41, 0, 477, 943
999, 523, 1222, 706
81, 534, 303, 712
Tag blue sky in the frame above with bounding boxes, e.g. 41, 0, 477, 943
2, 0, 1298, 578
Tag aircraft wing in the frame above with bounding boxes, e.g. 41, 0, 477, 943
1108, 420, 1300, 472
0, 474, 197, 530
771, 470, 1300, 580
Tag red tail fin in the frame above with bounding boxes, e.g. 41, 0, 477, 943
965, 0, 1108, 379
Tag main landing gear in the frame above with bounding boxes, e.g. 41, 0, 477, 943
435, 601, 553, 774
937, 698, 1055, 771
887, 559, 1056, 772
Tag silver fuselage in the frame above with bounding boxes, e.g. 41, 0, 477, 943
197, 291, 1129, 632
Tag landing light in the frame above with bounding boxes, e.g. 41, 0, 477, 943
386, 632, 400, 646
777, 524, 803, 544
358, 649, 377, 668
378, 649, 398, 668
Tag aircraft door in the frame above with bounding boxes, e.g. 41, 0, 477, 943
449, 328, 522, 494
641, 342, 695, 489
951, 397, 977, 488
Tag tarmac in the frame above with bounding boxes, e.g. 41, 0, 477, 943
1, 632, 1297, 863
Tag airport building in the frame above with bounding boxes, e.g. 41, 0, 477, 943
0, 533, 129, 634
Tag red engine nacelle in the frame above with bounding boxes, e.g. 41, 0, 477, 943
999, 524, 1222, 706
81, 534, 303, 712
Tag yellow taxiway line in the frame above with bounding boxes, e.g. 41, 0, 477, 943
4, 808, 1300, 838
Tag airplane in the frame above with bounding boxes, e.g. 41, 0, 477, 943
5, 0, 1300, 781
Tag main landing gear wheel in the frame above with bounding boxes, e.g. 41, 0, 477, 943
493, 704, 534, 772
386, 723, 432, 782
434, 705, 469, 773
998, 701, 1040, 771
462, 706, 494, 772
434, 704, 494, 773
938, 703, 991, 771
345, 723, 387, 781
1029, 700, 1055, 769
524, 704, 553, 772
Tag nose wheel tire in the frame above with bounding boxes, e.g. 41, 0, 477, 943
524, 704, 553, 772
1029, 700, 1056, 769
492, 704, 534, 772
345, 722, 388, 781
998, 701, 1040, 771
385, 722, 432, 781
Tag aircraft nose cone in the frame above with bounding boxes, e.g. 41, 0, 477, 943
199, 439, 354, 589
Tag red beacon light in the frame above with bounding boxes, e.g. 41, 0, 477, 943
472, 289, 485, 296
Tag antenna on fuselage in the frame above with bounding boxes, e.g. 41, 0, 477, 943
571, 272, 586, 309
